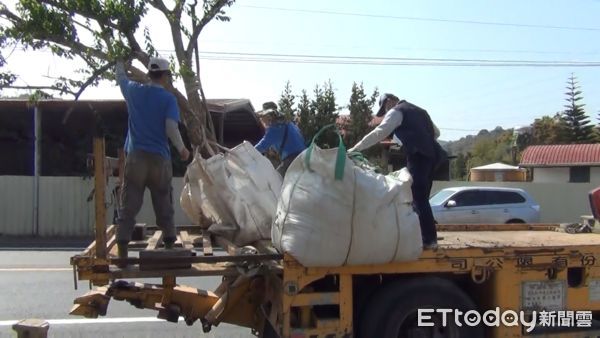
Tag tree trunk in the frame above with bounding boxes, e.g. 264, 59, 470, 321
165, 74, 217, 157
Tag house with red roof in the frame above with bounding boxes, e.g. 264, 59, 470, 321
519, 144, 600, 183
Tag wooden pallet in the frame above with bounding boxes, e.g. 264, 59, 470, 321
72, 225, 283, 282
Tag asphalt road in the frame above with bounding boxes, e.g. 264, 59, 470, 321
0, 250, 254, 338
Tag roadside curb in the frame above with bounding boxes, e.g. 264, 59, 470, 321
0, 236, 91, 249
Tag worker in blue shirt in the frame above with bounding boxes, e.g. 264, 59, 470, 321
255, 102, 306, 177
115, 57, 190, 267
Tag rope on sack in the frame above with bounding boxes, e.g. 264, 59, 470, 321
342, 172, 358, 266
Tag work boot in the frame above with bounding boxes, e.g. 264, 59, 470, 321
423, 240, 438, 251
163, 236, 176, 250
116, 242, 129, 268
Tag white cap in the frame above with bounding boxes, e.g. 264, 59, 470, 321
147, 57, 170, 72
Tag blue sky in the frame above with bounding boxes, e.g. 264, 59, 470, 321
3, 0, 600, 141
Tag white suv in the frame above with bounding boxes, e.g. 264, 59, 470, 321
429, 187, 540, 224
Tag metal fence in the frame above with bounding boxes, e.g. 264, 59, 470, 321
0, 176, 596, 236
0, 176, 192, 237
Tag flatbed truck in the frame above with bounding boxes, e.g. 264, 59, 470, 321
69, 138, 600, 338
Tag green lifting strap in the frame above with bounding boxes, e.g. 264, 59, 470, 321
304, 124, 346, 180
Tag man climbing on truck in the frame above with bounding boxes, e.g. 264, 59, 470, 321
349, 93, 447, 249
255, 101, 306, 177
114, 57, 191, 267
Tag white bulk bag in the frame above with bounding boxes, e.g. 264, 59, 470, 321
181, 141, 282, 246
272, 125, 422, 267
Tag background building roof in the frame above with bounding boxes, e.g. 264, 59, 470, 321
471, 162, 524, 171
520, 144, 600, 167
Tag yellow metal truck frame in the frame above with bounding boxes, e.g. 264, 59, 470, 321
70, 138, 600, 338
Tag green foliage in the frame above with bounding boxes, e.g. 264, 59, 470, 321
292, 81, 340, 148
1, 0, 236, 151
531, 114, 563, 145
0, 0, 233, 100
451, 152, 467, 180
278, 81, 295, 120
466, 133, 512, 169
345, 82, 378, 146
296, 89, 313, 144
309, 80, 339, 148
560, 74, 595, 144
444, 127, 507, 158
27, 89, 54, 103
0, 27, 16, 89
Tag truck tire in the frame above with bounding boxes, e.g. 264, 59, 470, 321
359, 277, 483, 338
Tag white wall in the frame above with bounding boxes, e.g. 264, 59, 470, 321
533, 167, 569, 183
1, 176, 598, 236
0, 176, 34, 235
592, 167, 600, 184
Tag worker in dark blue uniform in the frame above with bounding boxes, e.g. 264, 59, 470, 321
255, 102, 306, 177
349, 93, 447, 249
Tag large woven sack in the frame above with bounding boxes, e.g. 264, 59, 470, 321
272, 125, 422, 267
181, 141, 282, 246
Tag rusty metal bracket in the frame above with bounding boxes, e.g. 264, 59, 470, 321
70, 289, 110, 318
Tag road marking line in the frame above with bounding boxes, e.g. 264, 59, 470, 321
0, 247, 84, 251
0, 268, 72, 271
0, 317, 181, 326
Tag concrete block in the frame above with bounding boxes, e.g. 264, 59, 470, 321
12, 319, 49, 338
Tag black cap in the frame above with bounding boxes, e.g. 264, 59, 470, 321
262, 101, 278, 111
376, 93, 397, 117
257, 101, 282, 117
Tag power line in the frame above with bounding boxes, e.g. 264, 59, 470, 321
194, 51, 600, 67
14, 47, 600, 67
198, 56, 600, 67
198, 39, 600, 56
196, 50, 599, 64
240, 5, 600, 32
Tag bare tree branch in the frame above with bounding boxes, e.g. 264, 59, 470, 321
150, 1, 188, 63
173, 0, 184, 17
186, 0, 231, 55
61, 61, 116, 124
0, 6, 20, 22
149, 0, 169, 14
1, 85, 76, 95
72, 18, 99, 35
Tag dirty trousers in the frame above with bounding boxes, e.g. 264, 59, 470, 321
116, 150, 176, 244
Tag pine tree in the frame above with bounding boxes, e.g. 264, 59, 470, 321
346, 82, 379, 147
310, 80, 340, 148
297, 90, 315, 145
278, 81, 296, 121
561, 74, 595, 144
